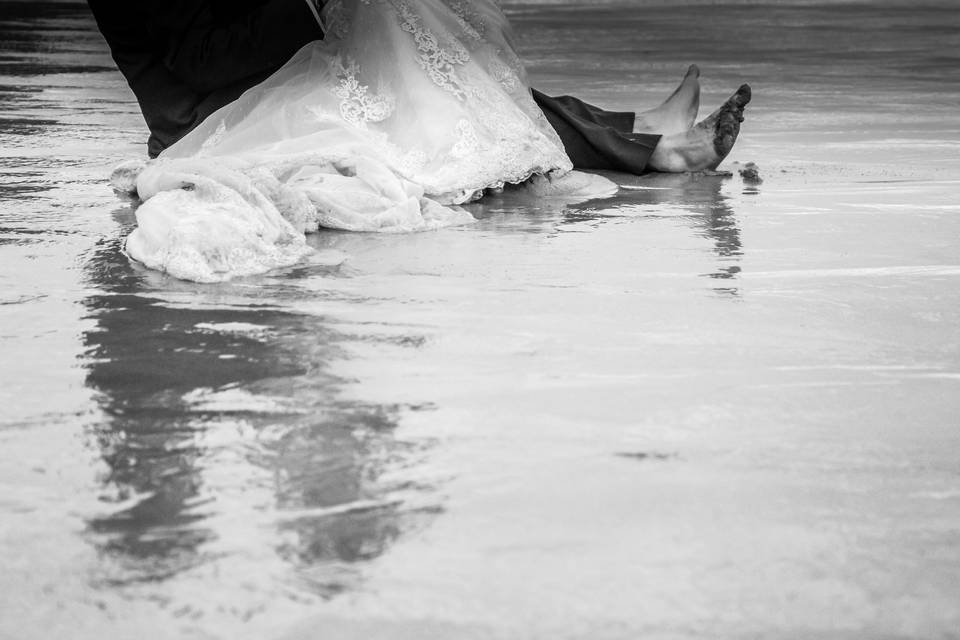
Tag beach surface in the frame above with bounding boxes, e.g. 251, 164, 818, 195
1, 1, 959, 638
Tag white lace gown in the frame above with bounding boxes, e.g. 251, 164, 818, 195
119, 0, 611, 282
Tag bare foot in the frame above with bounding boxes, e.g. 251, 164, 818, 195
634, 64, 701, 135
648, 84, 751, 173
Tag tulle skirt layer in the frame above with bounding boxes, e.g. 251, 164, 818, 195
119, 0, 593, 281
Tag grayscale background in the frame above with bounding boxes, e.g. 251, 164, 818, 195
1, 1, 958, 638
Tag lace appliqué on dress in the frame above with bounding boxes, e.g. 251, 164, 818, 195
448, 1, 486, 42
393, 0, 470, 100
333, 58, 396, 128
298, 0, 571, 201
490, 59, 520, 91
451, 119, 482, 158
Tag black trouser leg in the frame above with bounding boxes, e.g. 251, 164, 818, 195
532, 89, 661, 174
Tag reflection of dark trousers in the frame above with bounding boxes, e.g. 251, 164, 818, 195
533, 89, 661, 174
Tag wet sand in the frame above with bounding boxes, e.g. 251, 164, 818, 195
1, 1, 959, 638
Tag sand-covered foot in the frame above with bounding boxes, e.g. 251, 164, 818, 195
648, 84, 751, 173
633, 64, 701, 135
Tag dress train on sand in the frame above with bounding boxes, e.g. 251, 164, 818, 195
116, 0, 615, 282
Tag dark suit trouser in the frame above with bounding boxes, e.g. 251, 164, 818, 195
532, 90, 661, 175
87, 0, 324, 158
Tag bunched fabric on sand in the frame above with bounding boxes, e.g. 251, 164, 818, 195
113, 156, 616, 283
112, 153, 477, 283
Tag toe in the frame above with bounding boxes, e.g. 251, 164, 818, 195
734, 84, 752, 108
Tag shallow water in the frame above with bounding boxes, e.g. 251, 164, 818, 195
2, 1, 959, 638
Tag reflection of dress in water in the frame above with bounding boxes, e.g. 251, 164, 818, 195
125, 0, 607, 282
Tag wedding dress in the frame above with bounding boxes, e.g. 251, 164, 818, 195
116, 0, 615, 282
